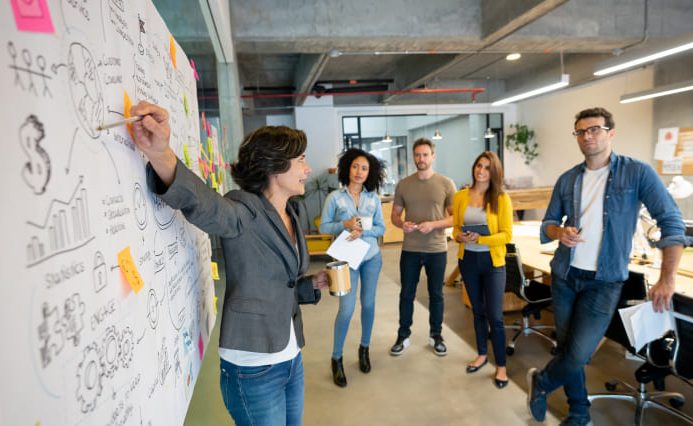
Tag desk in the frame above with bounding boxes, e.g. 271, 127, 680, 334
513, 234, 693, 298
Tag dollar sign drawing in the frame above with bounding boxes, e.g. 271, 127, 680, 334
20, 115, 51, 195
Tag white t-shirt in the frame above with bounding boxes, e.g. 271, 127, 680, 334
571, 165, 609, 271
219, 319, 300, 366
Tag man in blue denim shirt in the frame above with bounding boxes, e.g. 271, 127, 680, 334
527, 107, 685, 426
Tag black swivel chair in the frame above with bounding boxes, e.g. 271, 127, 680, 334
503, 243, 557, 355
589, 272, 693, 425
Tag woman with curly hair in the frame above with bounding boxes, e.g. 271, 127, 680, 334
320, 148, 386, 387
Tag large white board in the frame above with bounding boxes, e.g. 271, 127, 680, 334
0, 1, 216, 425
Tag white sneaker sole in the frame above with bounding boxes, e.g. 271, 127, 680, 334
389, 338, 410, 356
429, 337, 447, 356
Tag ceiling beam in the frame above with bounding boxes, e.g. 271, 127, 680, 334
293, 54, 330, 107
384, 0, 566, 103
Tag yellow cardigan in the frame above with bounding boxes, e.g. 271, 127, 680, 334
452, 188, 513, 267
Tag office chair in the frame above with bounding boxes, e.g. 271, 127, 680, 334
588, 272, 693, 425
503, 243, 557, 356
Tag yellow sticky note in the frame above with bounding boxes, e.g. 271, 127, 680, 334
218, 170, 223, 185
169, 35, 177, 68
118, 247, 144, 294
182, 145, 191, 167
213, 296, 218, 314
183, 93, 189, 115
211, 173, 218, 190
123, 90, 134, 139
211, 262, 220, 280
207, 137, 213, 156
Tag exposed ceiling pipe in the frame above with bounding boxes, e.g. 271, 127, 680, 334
241, 87, 485, 101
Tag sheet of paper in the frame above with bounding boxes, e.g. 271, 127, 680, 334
618, 301, 674, 352
654, 140, 677, 160
326, 230, 370, 269
662, 156, 683, 174
512, 222, 541, 237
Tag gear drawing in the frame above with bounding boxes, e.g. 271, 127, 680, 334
101, 326, 119, 378
75, 343, 103, 413
119, 326, 134, 369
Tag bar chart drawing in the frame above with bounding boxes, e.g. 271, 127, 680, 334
26, 176, 95, 267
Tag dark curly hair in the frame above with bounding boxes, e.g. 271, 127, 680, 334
230, 126, 307, 194
574, 107, 615, 130
337, 148, 385, 192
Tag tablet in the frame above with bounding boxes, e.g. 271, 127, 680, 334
460, 223, 491, 236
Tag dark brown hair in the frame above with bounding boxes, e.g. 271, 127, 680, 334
471, 151, 504, 214
231, 126, 307, 194
574, 107, 615, 130
412, 138, 435, 153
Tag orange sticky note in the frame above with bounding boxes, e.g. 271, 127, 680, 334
123, 90, 134, 139
169, 35, 177, 68
211, 262, 220, 280
118, 247, 144, 294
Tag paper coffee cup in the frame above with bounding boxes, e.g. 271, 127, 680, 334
359, 216, 373, 231
326, 260, 351, 296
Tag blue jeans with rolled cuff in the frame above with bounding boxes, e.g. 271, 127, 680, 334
535, 267, 623, 417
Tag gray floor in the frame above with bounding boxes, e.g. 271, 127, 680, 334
184, 243, 693, 425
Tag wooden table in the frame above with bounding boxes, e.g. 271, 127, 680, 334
506, 187, 553, 211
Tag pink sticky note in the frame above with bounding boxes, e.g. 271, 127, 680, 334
11, 0, 55, 33
198, 335, 204, 360
190, 59, 200, 81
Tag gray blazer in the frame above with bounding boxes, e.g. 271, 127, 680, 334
147, 160, 320, 353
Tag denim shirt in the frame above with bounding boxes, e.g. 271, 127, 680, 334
540, 152, 685, 282
320, 187, 385, 261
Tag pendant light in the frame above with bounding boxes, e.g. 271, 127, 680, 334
484, 128, 495, 139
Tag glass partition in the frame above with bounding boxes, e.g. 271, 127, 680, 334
342, 113, 503, 193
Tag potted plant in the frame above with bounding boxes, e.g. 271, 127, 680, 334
505, 123, 539, 165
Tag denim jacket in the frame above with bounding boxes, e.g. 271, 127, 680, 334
320, 187, 385, 262
540, 152, 685, 282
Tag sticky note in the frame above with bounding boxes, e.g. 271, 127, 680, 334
183, 94, 189, 115
211, 173, 218, 190
207, 137, 213, 156
211, 262, 219, 280
123, 90, 134, 139
182, 145, 191, 167
190, 58, 199, 81
117, 247, 144, 294
201, 112, 206, 132
218, 171, 223, 185
198, 334, 204, 360
169, 35, 177, 68
213, 296, 218, 314
11, 0, 55, 33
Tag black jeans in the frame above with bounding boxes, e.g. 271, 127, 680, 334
459, 251, 507, 366
397, 251, 447, 338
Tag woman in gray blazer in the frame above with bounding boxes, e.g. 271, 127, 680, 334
131, 101, 327, 426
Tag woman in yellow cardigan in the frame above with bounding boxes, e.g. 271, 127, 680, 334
453, 151, 513, 389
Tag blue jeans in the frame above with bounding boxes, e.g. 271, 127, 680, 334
332, 253, 383, 359
537, 267, 623, 417
219, 353, 304, 426
398, 251, 447, 338
459, 251, 507, 366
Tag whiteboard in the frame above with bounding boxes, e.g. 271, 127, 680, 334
0, 1, 216, 425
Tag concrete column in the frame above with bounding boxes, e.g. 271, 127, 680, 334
216, 62, 244, 183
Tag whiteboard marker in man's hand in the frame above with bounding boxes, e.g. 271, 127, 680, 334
96, 115, 144, 131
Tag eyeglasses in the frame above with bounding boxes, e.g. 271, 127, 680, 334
572, 125, 610, 137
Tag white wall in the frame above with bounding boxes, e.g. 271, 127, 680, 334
514, 67, 655, 187
294, 96, 342, 174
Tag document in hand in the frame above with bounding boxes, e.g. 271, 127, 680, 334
618, 301, 675, 352
326, 230, 370, 269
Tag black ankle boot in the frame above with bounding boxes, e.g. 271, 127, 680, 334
331, 357, 347, 387
358, 345, 371, 373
